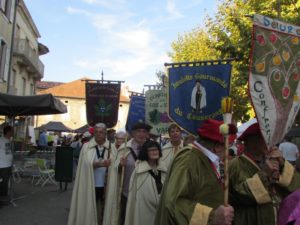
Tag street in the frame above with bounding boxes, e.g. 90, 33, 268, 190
0, 178, 72, 225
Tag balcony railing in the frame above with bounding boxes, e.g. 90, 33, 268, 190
13, 39, 44, 79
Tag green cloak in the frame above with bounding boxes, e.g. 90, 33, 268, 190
229, 154, 300, 225
154, 144, 224, 225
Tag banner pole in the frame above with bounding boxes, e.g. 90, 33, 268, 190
220, 97, 234, 206
164, 58, 236, 67
224, 134, 229, 206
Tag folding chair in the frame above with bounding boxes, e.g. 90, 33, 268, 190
35, 159, 56, 187
12, 164, 22, 183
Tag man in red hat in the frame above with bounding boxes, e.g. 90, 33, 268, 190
154, 119, 235, 225
229, 122, 300, 225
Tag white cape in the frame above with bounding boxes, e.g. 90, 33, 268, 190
67, 138, 109, 225
102, 139, 134, 225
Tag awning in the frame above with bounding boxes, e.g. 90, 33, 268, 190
0, 93, 67, 116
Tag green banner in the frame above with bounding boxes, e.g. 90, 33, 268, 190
145, 89, 172, 135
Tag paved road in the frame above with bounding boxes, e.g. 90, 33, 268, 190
0, 178, 73, 225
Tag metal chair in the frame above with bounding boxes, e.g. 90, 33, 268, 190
12, 164, 22, 183
35, 158, 56, 187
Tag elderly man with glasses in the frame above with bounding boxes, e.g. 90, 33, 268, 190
68, 123, 111, 225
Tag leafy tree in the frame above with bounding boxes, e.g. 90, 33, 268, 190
168, 0, 300, 122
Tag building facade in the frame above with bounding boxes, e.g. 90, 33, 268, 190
0, 0, 48, 139
10, 0, 48, 96
0, 0, 16, 93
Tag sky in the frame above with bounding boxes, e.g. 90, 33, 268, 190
24, 0, 218, 92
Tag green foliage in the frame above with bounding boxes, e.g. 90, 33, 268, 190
168, 0, 300, 122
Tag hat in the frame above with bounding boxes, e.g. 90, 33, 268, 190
198, 119, 236, 144
131, 121, 152, 132
238, 123, 261, 141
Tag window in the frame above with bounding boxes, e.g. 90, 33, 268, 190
0, 39, 8, 80
30, 83, 34, 95
22, 77, 26, 95
0, 0, 5, 11
0, 0, 13, 20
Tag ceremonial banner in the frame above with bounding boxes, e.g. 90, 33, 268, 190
168, 64, 232, 135
145, 89, 172, 135
125, 95, 145, 131
249, 15, 300, 147
86, 82, 121, 128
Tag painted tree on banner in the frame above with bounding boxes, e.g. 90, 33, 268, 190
249, 14, 300, 147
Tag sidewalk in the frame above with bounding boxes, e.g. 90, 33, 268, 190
0, 178, 73, 225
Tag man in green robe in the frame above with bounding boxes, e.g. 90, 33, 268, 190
229, 122, 300, 225
155, 119, 235, 225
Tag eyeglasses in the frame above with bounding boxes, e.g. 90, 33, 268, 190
148, 147, 159, 151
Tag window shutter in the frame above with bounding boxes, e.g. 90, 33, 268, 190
8, 0, 14, 22
0, 0, 5, 11
0, 40, 6, 80
3, 46, 10, 81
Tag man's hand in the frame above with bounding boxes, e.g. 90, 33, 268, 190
263, 147, 284, 182
101, 159, 111, 167
211, 205, 234, 225
93, 159, 111, 168
268, 147, 284, 167
119, 156, 127, 167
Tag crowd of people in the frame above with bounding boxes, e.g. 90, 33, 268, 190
65, 120, 300, 225
1, 119, 300, 224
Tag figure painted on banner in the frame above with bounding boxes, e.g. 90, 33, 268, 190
161, 123, 183, 170
229, 122, 300, 225
103, 122, 152, 225
124, 140, 167, 225
191, 79, 206, 113
155, 119, 235, 225
0, 125, 13, 200
67, 123, 111, 225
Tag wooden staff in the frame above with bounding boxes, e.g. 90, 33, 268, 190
220, 97, 234, 206
223, 134, 229, 206
107, 139, 111, 159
